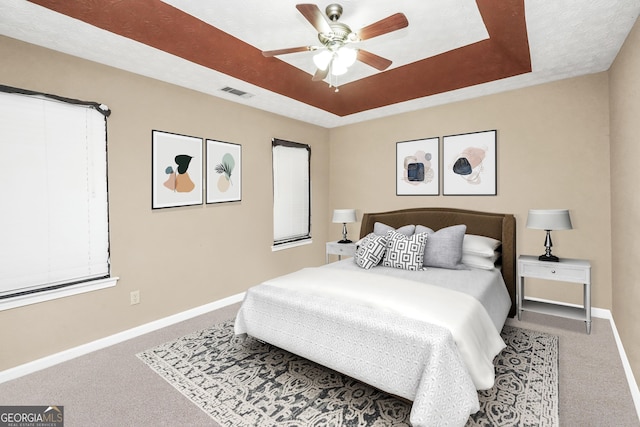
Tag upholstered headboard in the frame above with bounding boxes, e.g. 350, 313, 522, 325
360, 207, 516, 317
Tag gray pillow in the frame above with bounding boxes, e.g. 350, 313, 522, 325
373, 222, 415, 236
416, 224, 467, 269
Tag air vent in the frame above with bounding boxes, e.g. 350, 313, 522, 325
220, 86, 254, 99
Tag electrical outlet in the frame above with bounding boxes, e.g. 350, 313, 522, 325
130, 290, 140, 305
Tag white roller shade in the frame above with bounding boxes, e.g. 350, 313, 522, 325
0, 91, 109, 297
272, 140, 311, 245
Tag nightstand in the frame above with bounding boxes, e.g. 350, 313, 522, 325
326, 241, 356, 263
517, 255, 592, 333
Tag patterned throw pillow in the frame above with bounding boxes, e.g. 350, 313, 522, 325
354, 233, 388, 269
382, 230, 428, 270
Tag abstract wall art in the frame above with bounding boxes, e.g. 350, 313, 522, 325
443, 130, 497, 196
206, 139, 242, 204
152, 130, 203, 209
396, 137, 440, 196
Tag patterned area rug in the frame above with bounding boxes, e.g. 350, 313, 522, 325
137, 321, 558, 426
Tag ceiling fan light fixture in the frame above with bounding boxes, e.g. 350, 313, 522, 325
331, 60, 348, 76
268, 4, 406, 84
336, 47, 357, 68
313, 50, 333, 71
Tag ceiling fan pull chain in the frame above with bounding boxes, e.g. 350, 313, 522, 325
328, 61, 334, 88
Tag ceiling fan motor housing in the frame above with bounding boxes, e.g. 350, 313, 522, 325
318, 22, 352, 49
325, 4, 343, 21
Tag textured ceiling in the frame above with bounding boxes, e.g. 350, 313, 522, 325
1, 0, 639, 128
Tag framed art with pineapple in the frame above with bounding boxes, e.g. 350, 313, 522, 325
206, 139, 242, 204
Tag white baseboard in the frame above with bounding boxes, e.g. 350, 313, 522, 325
602, 311, 640, 420
523, 296, 640, 419
0, 292, 245, 384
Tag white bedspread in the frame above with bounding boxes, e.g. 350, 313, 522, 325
235, 267, 507, 426
329, 259, 511, 331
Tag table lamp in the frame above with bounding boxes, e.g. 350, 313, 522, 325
332, 209, 357, 243
526, 209, 573, 262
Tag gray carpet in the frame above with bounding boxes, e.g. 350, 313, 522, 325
0, 305, 637, 426
137, 321, 558, 426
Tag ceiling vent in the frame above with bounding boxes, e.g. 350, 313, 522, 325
220, 86, 254, 99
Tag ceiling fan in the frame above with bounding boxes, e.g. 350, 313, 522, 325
262, 3, 409, 84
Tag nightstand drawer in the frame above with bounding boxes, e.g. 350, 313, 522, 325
327, 243, 355, 256
520, 262, 588, 283
326, 241, 357, 263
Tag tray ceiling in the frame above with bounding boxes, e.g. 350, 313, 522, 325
1, 0, 638, 128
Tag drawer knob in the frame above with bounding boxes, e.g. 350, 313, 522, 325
551, 270, 556, 274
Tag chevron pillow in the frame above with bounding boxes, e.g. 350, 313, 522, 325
382, 230, 428, 270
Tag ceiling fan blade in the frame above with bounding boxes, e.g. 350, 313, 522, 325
296, 4, 332, 34
312, 67, 329, 81
357, 50, 392, 71
356, 13, 409, 41
262, 46, 311, 57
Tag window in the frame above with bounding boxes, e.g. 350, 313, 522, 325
0, 86, 113, 308
272, 139, 311, 248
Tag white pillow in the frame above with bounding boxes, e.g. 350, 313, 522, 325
373, 222, 415, 236
462, 253, 500, 270
462, 234, 501, 257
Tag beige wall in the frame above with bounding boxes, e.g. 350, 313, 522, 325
330, 74, 612, 309
0, 36, 330, 370
2, 24, 637, 386
610, 16, 640, 384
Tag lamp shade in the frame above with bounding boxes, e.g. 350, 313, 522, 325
336, 47, 357, 68
313, 50, 333, 71
526, 209, 573, 230
332, 209, 357, 223
330, 60, 348, 76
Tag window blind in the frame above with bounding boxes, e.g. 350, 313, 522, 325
272, 139, 311, 245
0, 90, 110, 298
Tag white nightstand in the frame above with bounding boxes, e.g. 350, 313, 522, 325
326, 241, 356, 263
517, 255, 592, 334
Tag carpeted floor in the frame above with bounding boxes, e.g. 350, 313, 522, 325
0, 303, 638, 426
137, 320, 558, 426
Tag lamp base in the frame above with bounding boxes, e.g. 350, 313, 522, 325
538, 254, 559, 262
338, 239, 353, 244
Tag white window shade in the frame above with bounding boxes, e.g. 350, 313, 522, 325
272, 140, 311, 245
0, 91, 109, 297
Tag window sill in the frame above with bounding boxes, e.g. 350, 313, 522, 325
0, 277, 119, 312
271, 239, 312, 252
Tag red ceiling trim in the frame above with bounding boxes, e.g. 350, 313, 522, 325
331, 0, 532, 115
28, 0, 531, 117
27, 0, 338, 111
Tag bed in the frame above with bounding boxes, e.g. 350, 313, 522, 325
235, 207, 516, 426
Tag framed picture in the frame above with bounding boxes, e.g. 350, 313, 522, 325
206, 139, 242, 204
396, 137, 440, 196
443, 130, 497, 196
152, 130, 203, 209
